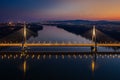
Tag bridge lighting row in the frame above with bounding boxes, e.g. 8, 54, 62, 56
0, 54, 120, 60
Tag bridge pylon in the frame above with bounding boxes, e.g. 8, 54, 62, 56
22, 22, 27, 52
91, 25, 97, 52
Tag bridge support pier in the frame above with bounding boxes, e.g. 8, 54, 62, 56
22, 44, 27, 52
91, 46, 97, 52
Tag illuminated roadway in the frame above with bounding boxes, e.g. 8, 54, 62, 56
0, 43, 120, 47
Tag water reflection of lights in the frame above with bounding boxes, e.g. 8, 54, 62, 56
26, 55, 29, 59
32, 55, 35, 59
92, 60, 95, 72
4, 54, 6, 58
56, 55, 58, 59
14, 56, 16, 59
43, 55, 46, 59
62, 55, 64, 59
49, 54, 51, 59
68, 54, 71, 58
79, 55, 82, 59
2, 56, 4, 59
73, 54, 77, 59
118, 55, 120, 58
37, 55, 40, 59
23, 61, 27, 74
0, 54, 120, 60
1, 53, 120, 75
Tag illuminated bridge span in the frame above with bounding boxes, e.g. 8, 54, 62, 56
0, 43, 120, 47
0, 24, 120, 52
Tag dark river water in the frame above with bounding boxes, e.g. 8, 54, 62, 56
28, 25, 91, 43
0, 25, 120, 80
0, 53, 120, 80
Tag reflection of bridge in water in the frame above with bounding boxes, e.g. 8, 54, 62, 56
0, 52, 120, 77
0, 24, 120, 52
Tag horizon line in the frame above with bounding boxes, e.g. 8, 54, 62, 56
0, 19, 120, 23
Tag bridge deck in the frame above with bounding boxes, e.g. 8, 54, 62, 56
0, 43, 120, 47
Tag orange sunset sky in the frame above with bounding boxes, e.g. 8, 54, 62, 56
0, 0, 120, 21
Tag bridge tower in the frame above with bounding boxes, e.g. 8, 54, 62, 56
22, 22, 27, 51
91, 25, 97, 52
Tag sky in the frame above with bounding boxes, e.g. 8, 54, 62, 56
0, 0, 120, 22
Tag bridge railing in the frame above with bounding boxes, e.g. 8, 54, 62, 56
26, 41, 94, 44
0, 40, 120, 44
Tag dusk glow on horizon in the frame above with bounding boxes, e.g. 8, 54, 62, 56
0, 0, 120, 22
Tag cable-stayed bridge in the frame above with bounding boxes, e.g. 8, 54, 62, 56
0, 24, 120, 52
